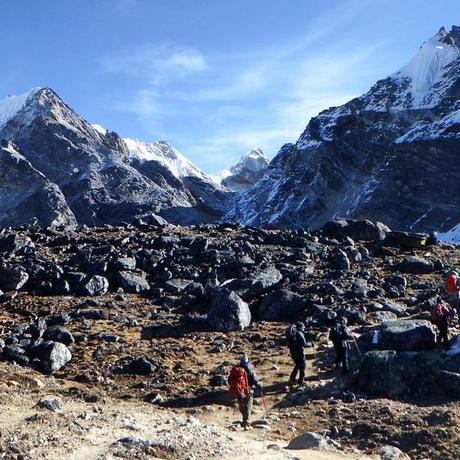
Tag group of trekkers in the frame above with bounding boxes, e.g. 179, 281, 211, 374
228, 269, 460, 428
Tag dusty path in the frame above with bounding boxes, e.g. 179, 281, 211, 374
0, 366, 375, 460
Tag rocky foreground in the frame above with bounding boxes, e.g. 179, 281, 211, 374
0, 218, 459, 459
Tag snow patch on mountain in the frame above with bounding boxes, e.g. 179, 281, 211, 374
212, 149, 269, 186
92, 123, 108, 135
123, 137, 212, 183
0, 88, 41, 129
393, 27, 459, 107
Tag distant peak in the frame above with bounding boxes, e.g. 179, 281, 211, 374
243, 148, 267, 159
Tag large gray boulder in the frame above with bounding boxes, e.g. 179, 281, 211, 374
116, 271, 150, 293
322, 219, 390, 242
359, 320, 436, 352
255, 289, 306, 321
31, 341, 72, 373
398, 256, 434, 274
83, 275, 109, 296
227, 267, 282, 299
358, 348, 460, 398
287, 432, 331, 450
207, 288, 251, 332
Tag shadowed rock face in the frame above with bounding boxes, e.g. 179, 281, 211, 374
0, 88, 229, 228
0, 140, 77, 230
226, 27, 460, 232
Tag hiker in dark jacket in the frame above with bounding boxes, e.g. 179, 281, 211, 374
329, 317, 354, 374
286, 321, 309, 385
228, 355, 261, 428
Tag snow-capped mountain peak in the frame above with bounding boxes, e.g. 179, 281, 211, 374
230, 148, 269, 174
212, 148, 269, 191
0, 87, 42, 129
393, 26, 460, 106
123, 137, 213, 183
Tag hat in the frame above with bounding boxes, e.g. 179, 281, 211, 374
240, 355, 249, 365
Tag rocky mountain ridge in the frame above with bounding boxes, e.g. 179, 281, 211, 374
226, 26, 460, 234
0, 88, 230, 229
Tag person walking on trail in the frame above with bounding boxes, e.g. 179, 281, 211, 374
445, 270, 460, 324
228, 355, 262, 429
329, 317, 354, 375
431, 296, 454, 349
286, 321, 310, 386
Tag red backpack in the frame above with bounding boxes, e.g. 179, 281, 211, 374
228, 365, 249, 398
446, 274, 458, 293
432, 301, 451, 322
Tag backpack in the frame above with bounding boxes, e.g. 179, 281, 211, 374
329, 325, 342, 344
285, 325, 296, 347
446, 274, 458, 293
228, 365, 249, 398
432, 302, 451, 322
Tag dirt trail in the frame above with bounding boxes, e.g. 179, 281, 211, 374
0, 365, 375, 460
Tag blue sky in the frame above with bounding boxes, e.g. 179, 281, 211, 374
2, 0, 460, 173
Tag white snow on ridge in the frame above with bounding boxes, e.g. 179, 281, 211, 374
124, 137, 213, 183
92, 123, 108, 135
0, 88, 41, 129
393, 27, 459, 107
211, 148, 269, 185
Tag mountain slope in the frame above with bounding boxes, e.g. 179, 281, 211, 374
0, 88, 228, 227
0, 140, 77, 229
226, 26, 460, 232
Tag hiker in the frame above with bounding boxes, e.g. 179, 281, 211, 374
445, 270, 460, 324
329, 317, 354, 374
286, 321, 310, 386
228, 355, 262, 429
431, 296, 454, 349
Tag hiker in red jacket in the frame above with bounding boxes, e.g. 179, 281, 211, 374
228, 355, 262, 429
445, 270, 460, 324
431, 296, 454, 349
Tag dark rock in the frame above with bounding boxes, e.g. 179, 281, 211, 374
227, 267, 282, 299
322, 219, 390, 242
114, 257, 136, 271
37, 396, 63, 412
350, 278, 369, 297
255, 289, 306, 321
83, 275, 109, 296
0, 266, 29, 291
329, 249, 350, 271
113, 357, 157, 375
43, 326, 75, 346
398, 256, 434, 274
209, 375, 228, 387
116, 271, 150, 293
360, 320, 436, 352
73, 309, 109, 320
385, 231, 428, 249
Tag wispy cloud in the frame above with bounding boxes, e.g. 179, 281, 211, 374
99, 0, 386, 172
101, 43, 206, 85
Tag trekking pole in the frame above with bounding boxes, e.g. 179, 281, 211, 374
260, 387, 269, 418
353, 338, 363, 357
